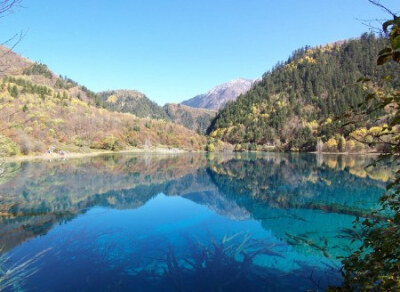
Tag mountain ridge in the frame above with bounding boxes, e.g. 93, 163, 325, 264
181, 78, 256, 110
0, 45, 207, 155
208, 33, 398, 152
98, 89, 169, 120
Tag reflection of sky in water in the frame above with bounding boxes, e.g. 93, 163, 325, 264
0, 153, 389, 291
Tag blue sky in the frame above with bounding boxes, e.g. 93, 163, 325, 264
0, 0, 398, 105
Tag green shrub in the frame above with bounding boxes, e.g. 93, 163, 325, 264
206, 143, 215, 152
127, 137, 138, 147
0, 135, 19, 156
73, 137, 88, 147
101, 136, 123, 151
234, 144, 243, 152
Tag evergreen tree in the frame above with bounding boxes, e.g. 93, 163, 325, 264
209, 34, 399, 151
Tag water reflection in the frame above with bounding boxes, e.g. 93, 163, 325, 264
0, 153, 390, 291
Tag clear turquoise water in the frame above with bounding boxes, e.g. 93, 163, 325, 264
0, 153, 389, 291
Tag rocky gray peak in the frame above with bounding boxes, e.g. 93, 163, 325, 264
181, 78, 255, 110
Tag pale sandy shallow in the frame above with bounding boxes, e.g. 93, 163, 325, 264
3, 147, 191, 162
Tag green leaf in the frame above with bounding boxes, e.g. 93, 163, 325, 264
377, 53, 392, 65
378, 47, 392, 55
357, 76, 371, 83
383, 75, 392, 81
392, 36, 400, 50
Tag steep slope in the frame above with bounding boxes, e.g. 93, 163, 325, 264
163, 103, 216, 134
0, 47, 206, 155
209, 34, 399, 151
0, 46, 103, 106
98, 89, 169, 120
182, 78, 255, 110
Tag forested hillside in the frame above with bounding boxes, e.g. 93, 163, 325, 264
0, 46, 104, 107
98, 90, 220, 133
0, 47, 206, 155
163, 103, 216, 134
98, 90, 169, 120
209, 34, 399, 152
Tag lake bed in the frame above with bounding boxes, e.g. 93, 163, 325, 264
0, 153, 390, 291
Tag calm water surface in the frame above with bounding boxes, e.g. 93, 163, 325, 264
0, 153, 391, 291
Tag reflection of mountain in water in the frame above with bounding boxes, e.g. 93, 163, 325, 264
0, 154, 210, 251
207, 153, 388, 258
209, 153, 387, 213
0, 153, 390, 257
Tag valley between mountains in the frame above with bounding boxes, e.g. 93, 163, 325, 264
0, 33, 397, 157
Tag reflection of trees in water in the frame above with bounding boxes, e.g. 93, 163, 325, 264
0, 161, 21, 185
0, 154, 208, 210
206, 153, 390, 259
0, 153, 392, 259
0, 154, 210, 251
208, 153, 387, 212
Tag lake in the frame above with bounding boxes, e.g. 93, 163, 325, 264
0, 153, 391, 291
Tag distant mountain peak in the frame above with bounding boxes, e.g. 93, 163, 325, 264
181, 78, 255, 110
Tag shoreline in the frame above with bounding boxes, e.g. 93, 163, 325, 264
2, 148, 384, 162
2, 147, 193, 162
